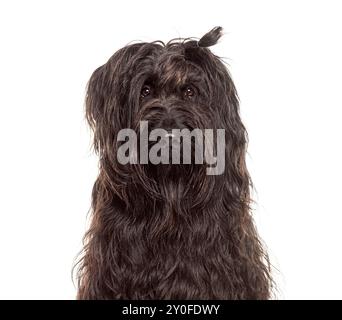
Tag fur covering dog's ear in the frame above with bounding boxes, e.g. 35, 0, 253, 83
86, 44, 144, 154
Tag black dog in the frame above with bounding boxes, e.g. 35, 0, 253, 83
76, 27, 272, 299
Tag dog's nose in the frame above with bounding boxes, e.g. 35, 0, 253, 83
161, 117, 181, 132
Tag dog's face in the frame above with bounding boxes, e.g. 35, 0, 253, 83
125, 43, 223, 178
86, 28, 247, 205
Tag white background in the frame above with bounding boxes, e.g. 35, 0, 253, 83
0, 0, 341, 299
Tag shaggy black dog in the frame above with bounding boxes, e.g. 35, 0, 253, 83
76, 27, 272, 299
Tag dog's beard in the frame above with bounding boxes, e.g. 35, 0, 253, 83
133, 142, 210, 210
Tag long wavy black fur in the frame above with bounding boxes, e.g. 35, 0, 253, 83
75, 27, 273, 299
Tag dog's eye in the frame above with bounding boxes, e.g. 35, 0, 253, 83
183, 86, 195, 99
141, 85, 151, 98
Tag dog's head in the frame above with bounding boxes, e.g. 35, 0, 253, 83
86, 27, 249, 206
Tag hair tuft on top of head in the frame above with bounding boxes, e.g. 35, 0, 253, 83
197, 26, 223, 48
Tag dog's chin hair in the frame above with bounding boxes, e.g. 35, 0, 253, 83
75, 27, 274, 300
